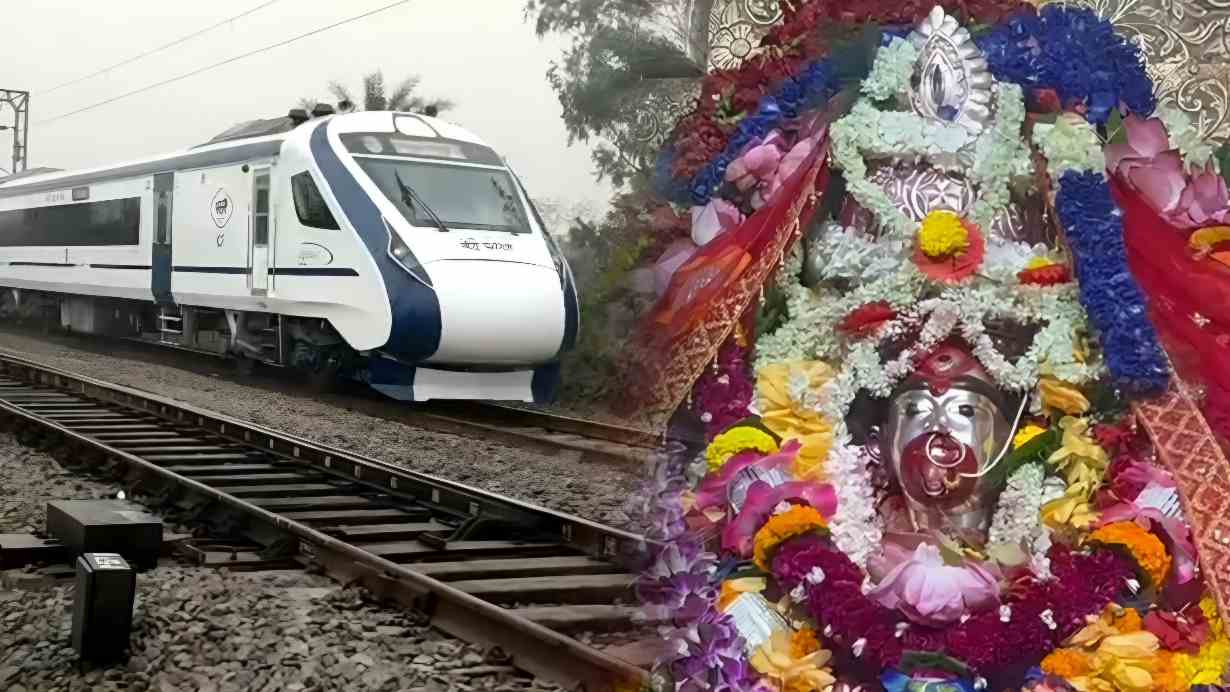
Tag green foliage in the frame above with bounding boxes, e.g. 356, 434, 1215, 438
302, 71, 454, 114
1216, 142, 1230, 187
984, 429, 1061, 494
528, 0, 702, 186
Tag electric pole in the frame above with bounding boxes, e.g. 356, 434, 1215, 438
0, 90, 29, 174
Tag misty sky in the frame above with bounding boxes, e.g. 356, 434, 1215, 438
0, 0, 612, 216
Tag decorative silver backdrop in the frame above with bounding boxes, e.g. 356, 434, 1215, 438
629, 0, 1230, 152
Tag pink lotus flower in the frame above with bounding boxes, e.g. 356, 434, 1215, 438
866, 543, 1000, 626
753, 128, 827, 209
721, 480, 837, 557
690, 198, 744, 247
692, 445, 789, 513
725, 130, 786, 193
1107, 114, 1230, 229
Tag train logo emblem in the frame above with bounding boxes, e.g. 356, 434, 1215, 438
210, 189, 234, 229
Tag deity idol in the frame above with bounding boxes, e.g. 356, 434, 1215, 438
874, 342, 1018, 536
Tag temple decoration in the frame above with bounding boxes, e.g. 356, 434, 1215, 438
625, 1, 1230, 689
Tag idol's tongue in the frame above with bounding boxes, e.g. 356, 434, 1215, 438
900, 433, 979, 507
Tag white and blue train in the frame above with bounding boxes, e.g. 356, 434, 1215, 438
0, 107, 579, 402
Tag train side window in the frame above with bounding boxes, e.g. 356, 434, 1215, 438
253, 171, 271, 246
291, 172, 339, 230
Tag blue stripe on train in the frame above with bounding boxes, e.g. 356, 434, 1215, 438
309, 120, 442, 361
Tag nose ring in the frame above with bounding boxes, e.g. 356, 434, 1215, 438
925, 432, 966, 469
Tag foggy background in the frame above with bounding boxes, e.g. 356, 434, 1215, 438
0, 0, 611, 227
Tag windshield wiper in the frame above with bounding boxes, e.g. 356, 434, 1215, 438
393, 170, 450, 233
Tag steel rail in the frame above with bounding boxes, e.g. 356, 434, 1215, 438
0, 351, 653, 690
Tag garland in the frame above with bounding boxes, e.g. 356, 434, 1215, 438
831, 83, 1032, 237
976, 5, 1155, 123
1053, 170, 1170, 393
689, 60, 840, 206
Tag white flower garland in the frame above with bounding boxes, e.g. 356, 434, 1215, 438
862, 37, 919, 101
825, 430, 884, 568
1157, 105, 1215, 171
830, 84, 1031, 237
988, 462, 1045, 548
1032, 115, 1105, 180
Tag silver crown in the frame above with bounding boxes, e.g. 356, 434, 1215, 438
908, 6, 995, 134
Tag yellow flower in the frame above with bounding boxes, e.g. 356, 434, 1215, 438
1088, 521, 1172, 587
752, 505, 828, 570
750, 630, 836, 692
1042, 491, 1099, 531
1199, 595, 1223, 637
1013, 423, 1048, 449
1057, 609, 1163, 692
705, 426, 779, 473
917, 209, 970, 259
1048, 417, 1109, 497
1026, 255, 1059, 270
756, 361, 835, 480
1039, 376, 1091, 416
1175, 635, 1230, 685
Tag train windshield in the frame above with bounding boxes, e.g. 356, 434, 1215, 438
356, 158, 531, 234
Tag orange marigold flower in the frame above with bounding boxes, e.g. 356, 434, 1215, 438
752, 505, 828, 570
1152, 651, 1187, 692
1041, 648, 1094, 678
791, 628, 821, 658
1115, 607, 1144, 633
1089, 521, 1173, 587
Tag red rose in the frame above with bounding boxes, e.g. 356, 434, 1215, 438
1018, 263, 1071, 285
838, 301, 898, 338
1144, 606, 1210, 653
1028, 88, 1063, 113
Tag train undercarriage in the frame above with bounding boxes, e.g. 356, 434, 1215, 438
0, 289, 355, 389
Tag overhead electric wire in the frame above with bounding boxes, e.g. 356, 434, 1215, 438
36, 0, 415, 126
39, 0, 283, 95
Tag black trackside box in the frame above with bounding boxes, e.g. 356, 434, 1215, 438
71, 552, 137, 662
46, 500, 162, 569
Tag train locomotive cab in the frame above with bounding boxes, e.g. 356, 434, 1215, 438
297, 111, 579, 402
0, 110, 577, 404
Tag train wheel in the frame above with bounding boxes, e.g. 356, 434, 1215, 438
235, 355, 256, 377
305, 350, 342, 393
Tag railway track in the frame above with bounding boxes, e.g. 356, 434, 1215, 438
0, 323, 658, 466
0, 352, 656, 691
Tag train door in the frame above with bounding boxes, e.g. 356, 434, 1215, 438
249, 168, 271, 293
151, 173, 174, 304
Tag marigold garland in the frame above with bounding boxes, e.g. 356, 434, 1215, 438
752, 505, 828, 570
705, 426, 779, 472
1088, 521, 1172, 587
1040, 648, 1094, 678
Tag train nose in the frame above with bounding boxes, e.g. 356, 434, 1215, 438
420, 260, 565, 365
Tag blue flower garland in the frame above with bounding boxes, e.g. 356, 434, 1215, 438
1054, 170, 1170, 394
688, 58, 842, 206
976, 5, 1155, 123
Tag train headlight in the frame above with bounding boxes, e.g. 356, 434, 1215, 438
383, 218, 432, 287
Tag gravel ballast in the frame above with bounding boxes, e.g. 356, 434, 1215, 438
0, 434, 566, 692
0, 328, 641, 527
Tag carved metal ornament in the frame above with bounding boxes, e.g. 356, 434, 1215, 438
844, 164, 1030, 244
907, 6, 997, 134
1062, 0, 1230, 144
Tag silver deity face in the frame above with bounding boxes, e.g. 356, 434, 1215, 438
877, 347, 1013, 531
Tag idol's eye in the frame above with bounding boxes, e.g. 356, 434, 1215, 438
906, 403, 923, 416
958, 404, 976, 418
